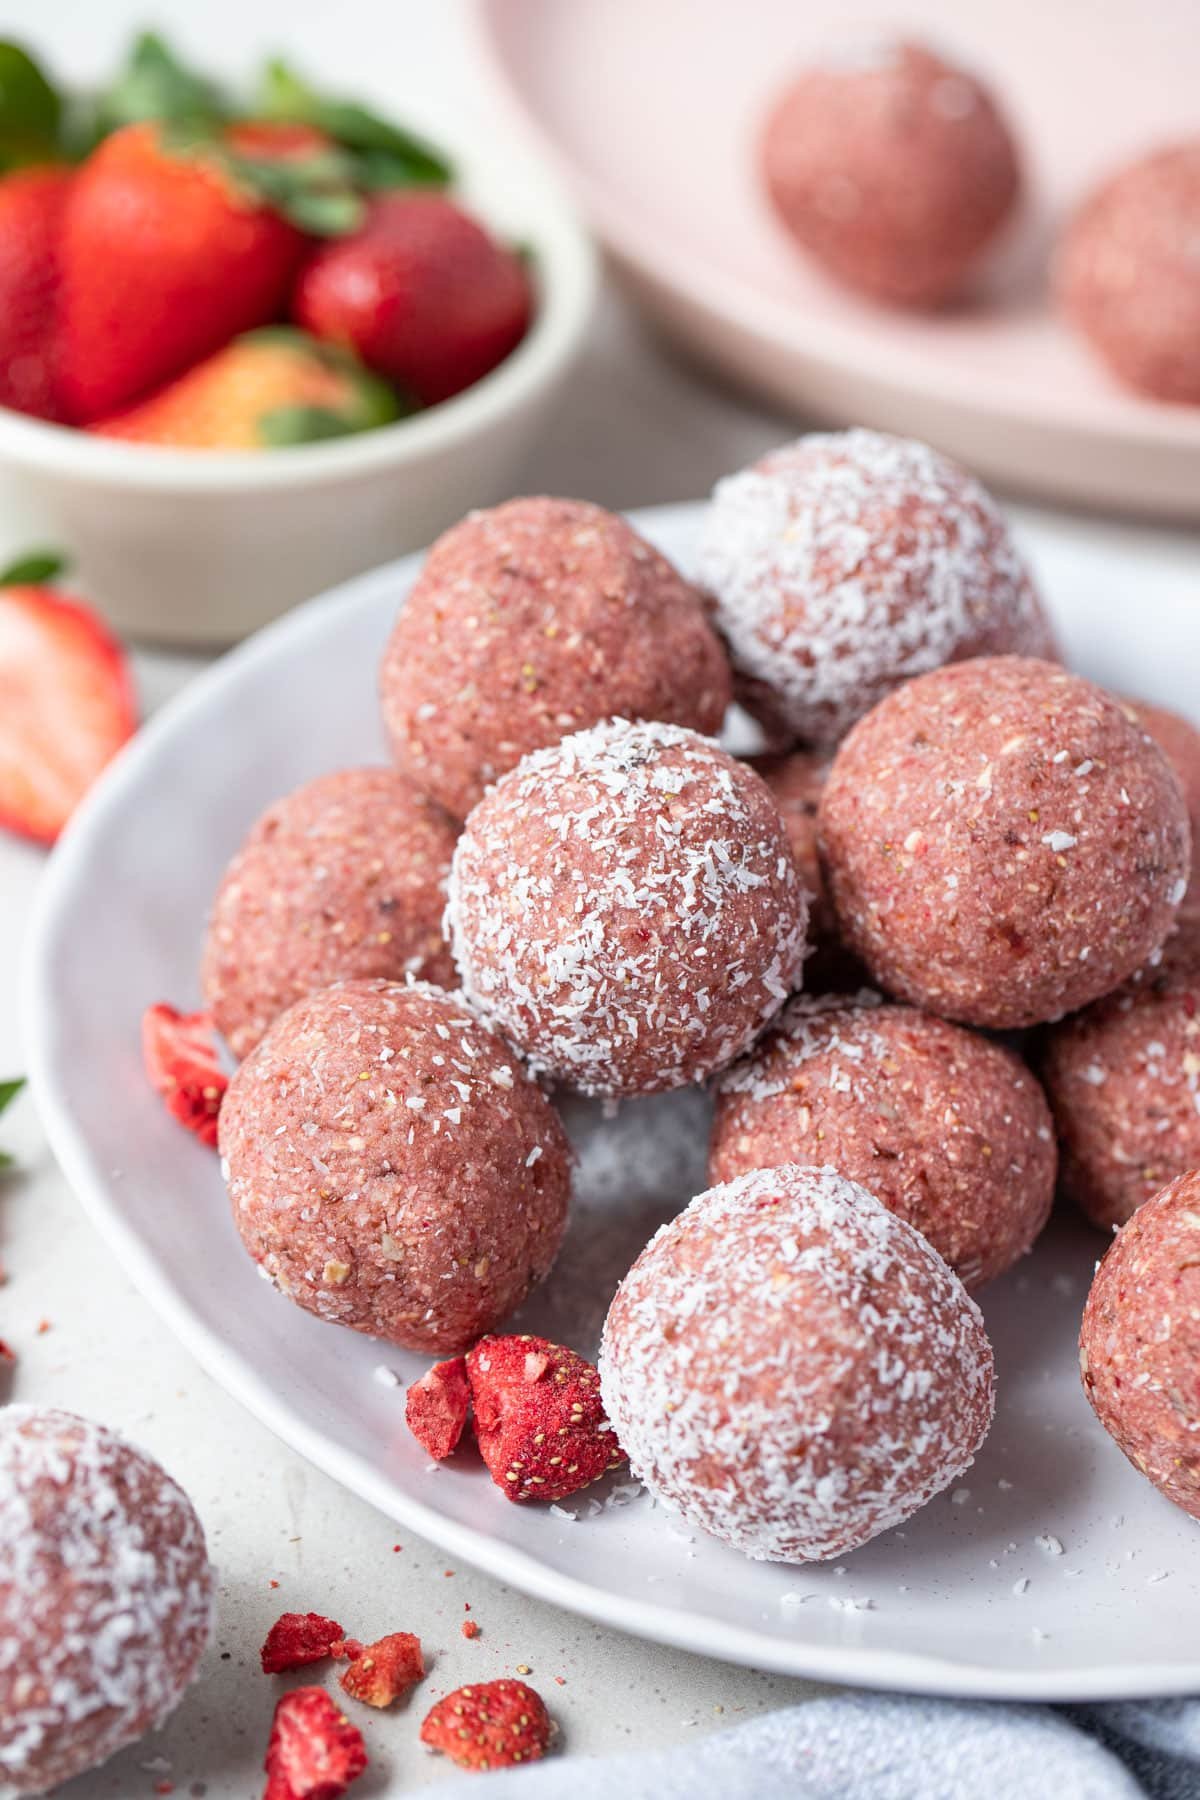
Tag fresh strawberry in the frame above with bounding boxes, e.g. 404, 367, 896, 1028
293, 192, 533, 405
141, 1004, 227, 1148
338, 1631, 424, 1708
405, 1356, 470, 1459
466, 1334, 626, 1504
223, 120, 333, 163
0, 570, 136, 843
90, 328, 400, 451
261, 1612, 348, 1674
0, 166, 72, 421
263, 1687, 367, 1800
420, 1678, 553, 1772
58, 122, 305, 421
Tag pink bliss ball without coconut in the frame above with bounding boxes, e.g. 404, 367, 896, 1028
599, 1164, 995, 1563
218, 979, 571, 1353
1121, 697, 1200, 913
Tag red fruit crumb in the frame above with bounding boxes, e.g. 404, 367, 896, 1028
405, 1356, 470, 1459
0, 1340, 15, 1366
554, 1676, 566, 1686
142, 1003, 227, 1148
154, 1784, 174, 1796
420, 1678, 553, 1772
269, 1580, 280, 1590
330, 1638, 363, 1662
261, 1612, 348, 1675
263, 1687, 367, 1800
35, 1319, 50, 1334
466, 1334, 626, 1504
338, 1631, 424, 1709
461, 1620, 480, 1640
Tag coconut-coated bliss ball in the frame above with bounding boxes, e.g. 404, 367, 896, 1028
1080, 1169, 1200, 1522
202, 766, 458, 1060
599, 1164, 995, 1563
0, 1406, 213, 1798
697, 430, 1054, 747
819, 657, 1190, 1029
446, 719, 809, 1098
218, 979, 571, 1352
380, 496, 732, 820
710, 992, 1056, 1289
760, 39, 1022, 308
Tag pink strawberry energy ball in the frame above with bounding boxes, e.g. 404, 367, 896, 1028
1121, 696, 1200, 913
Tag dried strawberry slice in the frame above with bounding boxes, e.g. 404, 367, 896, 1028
142, 1002, 227, 1147
260, 1612, 348, 1674
405, 1356, 470, 1459
338, 1631, 424, 1708
466, 1334, 625, 1503
420, 1677, 553, 1771
263, 1687, 367, 1800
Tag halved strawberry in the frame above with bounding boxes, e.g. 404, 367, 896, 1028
142, 1003, 227, 1148
466, 1334, 626, 1503
263, 1687, 367, 1800
0, 578, 136, 844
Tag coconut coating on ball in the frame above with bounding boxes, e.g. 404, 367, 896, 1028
819, 657, 1190, 1029
761, 39, 1021, 307
202, 766, 458, 1060
697, 430, 1054, 747
1121, 697, 1200, 914
0, 1406, 213, 1799
599, 1165, 994, 1563
219, 979, 571, 1352
1080, 1169, 1200, 1521
380, 497, 732, 820
1057, 141, 1200, 404
710, 992, 1056, 1288
447, 719, 809, 1098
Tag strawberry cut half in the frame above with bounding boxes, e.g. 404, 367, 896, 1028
142, 1003, 228, 1148
0, 584, 136, 844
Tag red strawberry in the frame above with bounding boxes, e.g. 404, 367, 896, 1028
224, 120, 334, 163
260, 1612, 348, 1674
0, 166, 72, 421
58, 123, 304, 421
420, 1678, 553, 1772
466, 1334, 626, 1504
0, 576, 136, 844
405, 1356, 470, 1459
141, 1004, 227, 1148
293, 192, 533, 405
263, 1687, 367, 1800
338, 1631, 424, 1708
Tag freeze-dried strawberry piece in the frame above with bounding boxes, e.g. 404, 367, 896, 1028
461, 1618, 480, 1640
261, 1611, 348, 1674
466, 1334, 625, 1503
330, 1638, 363, 1662
142, 1002, 227, 1147
338, 1630, 424, 1708
263, 1686, 367, 1800
420, 1678, 553, 1771
405, 1355, 470, 1459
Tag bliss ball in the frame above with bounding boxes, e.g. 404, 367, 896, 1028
761, 39, 1021, 307
1121, 697, 1200, 913
711, 992, 1055, 1288
1057, 142, 1200, 404
697, 430, 1054, 747
202, 766, 458, 1060
819, 657, 1190, 1029
599, 1164, 994, 1563
1042, 919, 1200, 1232
1080, 1169, 1200, 1521
0, 1406, 213, 1797
219, 979, 571, 1353
447, 719, 808, 1099
749, 749, 834, 940
380, 497, 732, 820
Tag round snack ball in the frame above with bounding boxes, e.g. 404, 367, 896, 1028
1057, 142, 1200, 403
749, 749, 834, 940
697, 430, 1054, 747
0, 1406, 213, 1797
1042, 918, 1200, 1232
710, 992, 1055, 1288
380, 496, 732, 820
1079, 1169, 1200, 1521
447, 719, 809, 1098
599, 1164, 994, 1562
761, 40, 1021, 307
819, 657, 1190, 1029
219, 979, 571, 1352
1120, 697, 1200, 913
202, 766, 458, 1060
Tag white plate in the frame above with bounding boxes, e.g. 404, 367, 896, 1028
24, 502, 1200, 1701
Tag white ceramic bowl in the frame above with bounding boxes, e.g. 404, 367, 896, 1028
0, 105, 596, 646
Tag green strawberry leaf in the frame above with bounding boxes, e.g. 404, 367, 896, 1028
258, 404, 364, 447
95, 32, 227, 137
0, 42, 62, 169
0, 550, 66, 587
256, 59, 452, 188
0, 1077, 24, 1116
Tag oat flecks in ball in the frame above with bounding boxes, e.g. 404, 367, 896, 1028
819, 656, 1190, 1029
380, 496, 732, 820
1057, 141, 1200, 404
761, 39, 1021, 307
447, 719, 809, 1099
0, 1406, 213, 1798
711, 992, 1056, 1288
698, 430, 1053, 746
202, 766, 458, 1060
218, 979, 571, 1353
599, 1165, 994, 1563
1079, 1170, 1200, 1521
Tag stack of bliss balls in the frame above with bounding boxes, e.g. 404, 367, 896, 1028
204, 434, 1200, 1564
